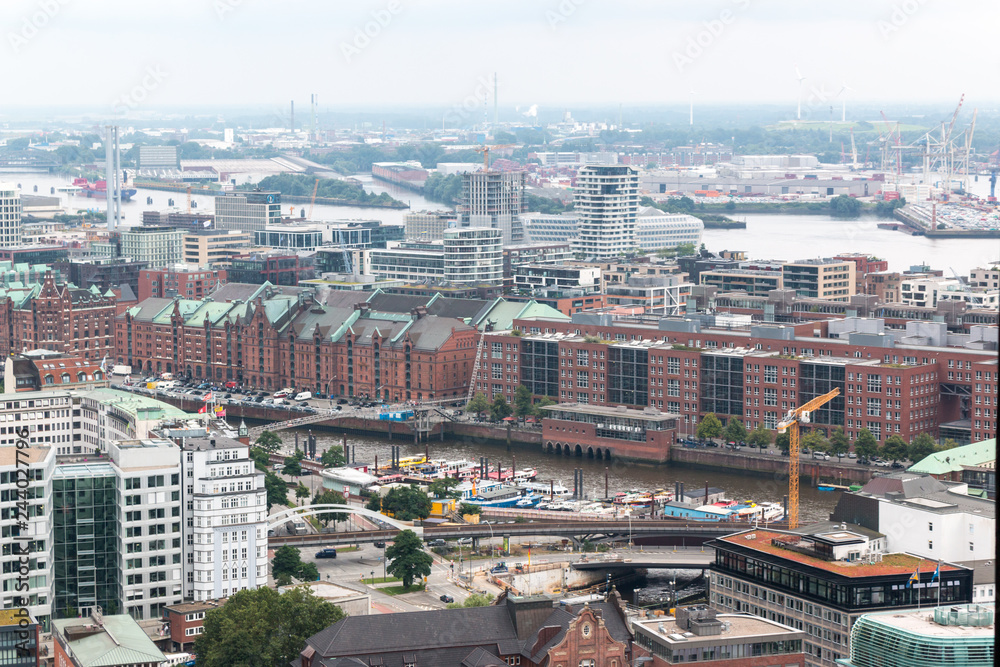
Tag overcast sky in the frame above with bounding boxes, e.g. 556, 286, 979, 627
4, 0, 996, 117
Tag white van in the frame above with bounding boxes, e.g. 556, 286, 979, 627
294, 391, 312, 402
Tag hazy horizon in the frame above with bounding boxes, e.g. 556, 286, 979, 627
3, 0, 996, 122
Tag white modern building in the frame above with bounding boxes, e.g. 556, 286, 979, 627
442, 227, 502, 285
0, 444, 55, 629
634, 206, 704, 251
459, 170, 526, 244
0, 390, 75, 453
899, 276, 963, 308
214, 190, 282, 234
521, 212, 578, 245
0, 182, 22, 247
121, 226, 188, 269
78, 388, 191, 455
168, 426, 268, 602
570, 165, 641, 259
404, 211, 457, 241
108, 437, 184, 620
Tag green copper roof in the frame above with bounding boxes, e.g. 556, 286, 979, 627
82, 388, 193, 422
908, 439, 996, 475
52, 614, 166, 667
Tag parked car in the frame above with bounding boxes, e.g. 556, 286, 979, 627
426, 539, 446, 547
890, 462, 904, 469
856, 458, 869, 465
457, 537, 473, 546
373, 541, 385, 549
439, 594, 454, 603
315, 548, 337, 559
225, 381, 238, 389
847, 452, 857, 459
490, 563, 508, 573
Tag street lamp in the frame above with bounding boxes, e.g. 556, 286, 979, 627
370, 570, 375, 586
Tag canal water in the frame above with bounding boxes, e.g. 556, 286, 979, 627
287, 428, 840, 525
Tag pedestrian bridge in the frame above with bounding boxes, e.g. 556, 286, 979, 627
570, 551, 714, 570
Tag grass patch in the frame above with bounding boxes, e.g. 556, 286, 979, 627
381, 583, 425, 595
367, 575, 401, 584
336, 546, 360, 553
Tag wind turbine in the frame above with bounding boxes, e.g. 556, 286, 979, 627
689, 90, 695, 126
837, 83, 852, 123
795, 66, 806, 121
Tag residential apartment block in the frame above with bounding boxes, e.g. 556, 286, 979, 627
781, 259, 856, 302
120, 226, 188, 270
138, 265, 227, 301
571, 166, 641, 259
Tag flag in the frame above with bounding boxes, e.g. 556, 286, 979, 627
203, 392, 213, 402
99, 354, 108, 374
907, 567, 919, 588
215, 409, 226, 418
930, 561, 940, 583
202, 219, 211, 228
198, 404, 207, 414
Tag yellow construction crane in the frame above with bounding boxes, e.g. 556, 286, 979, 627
777, 388, 840, 529
308, 177, 320, 219
474, 144, 513, 170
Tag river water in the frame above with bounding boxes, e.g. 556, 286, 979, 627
703, 214, 998, 275
288, 428, 839, 525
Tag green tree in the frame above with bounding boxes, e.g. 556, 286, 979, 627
853, 428, 879, 460
272, 545, 304, 580
882, 435, 909, 463
194, 586, 344, 667
428, 477, 461, 499
531, 396, 556, 418
828, 426, 850, 459
299, 562, 319, 582
365, 493, 382, 513
466, 392, 490, 417
385, 529, 433, 589
294, 484, 309, 504
513, 385, 533, 421
907, 432, 937, 464
264, 472, 289, 510
446, 592, 495, 608
249, 447, 270, 471
311, 490, 348, 526
696, 413, 723, 440
256, 431, 282, 454
775, 432, 791, 455
723, 418, 748, 443
830, 194, 861, 218
282, 456, 303, 477
803, 429, 828, 453
940, 438, 960, 450
320, 445, 346, 468
747, 425, 773, 449
490, 395, 513, 422
381, 486, 432, 521
458, 502, 481, 516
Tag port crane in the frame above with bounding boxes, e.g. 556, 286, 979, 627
777, 388, 840, 529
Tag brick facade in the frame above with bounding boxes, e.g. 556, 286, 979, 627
0, 272, 116, 363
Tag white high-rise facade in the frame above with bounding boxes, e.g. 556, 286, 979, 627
178, 431, 268, 602
442, 227, 503, 285
571, 165, 640, 259
459, 171, 526, 244
0, 182, 22, 247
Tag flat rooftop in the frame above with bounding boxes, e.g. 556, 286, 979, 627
542, 403, 680, 422
717, 529, 965, 578
634, 613, 802, 645
860, 604, 995, 639
0, 445, 50, 467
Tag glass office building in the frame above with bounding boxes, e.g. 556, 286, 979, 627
52, 464, 121, 618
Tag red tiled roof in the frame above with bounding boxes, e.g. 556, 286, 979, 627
718, 530, 962, 577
